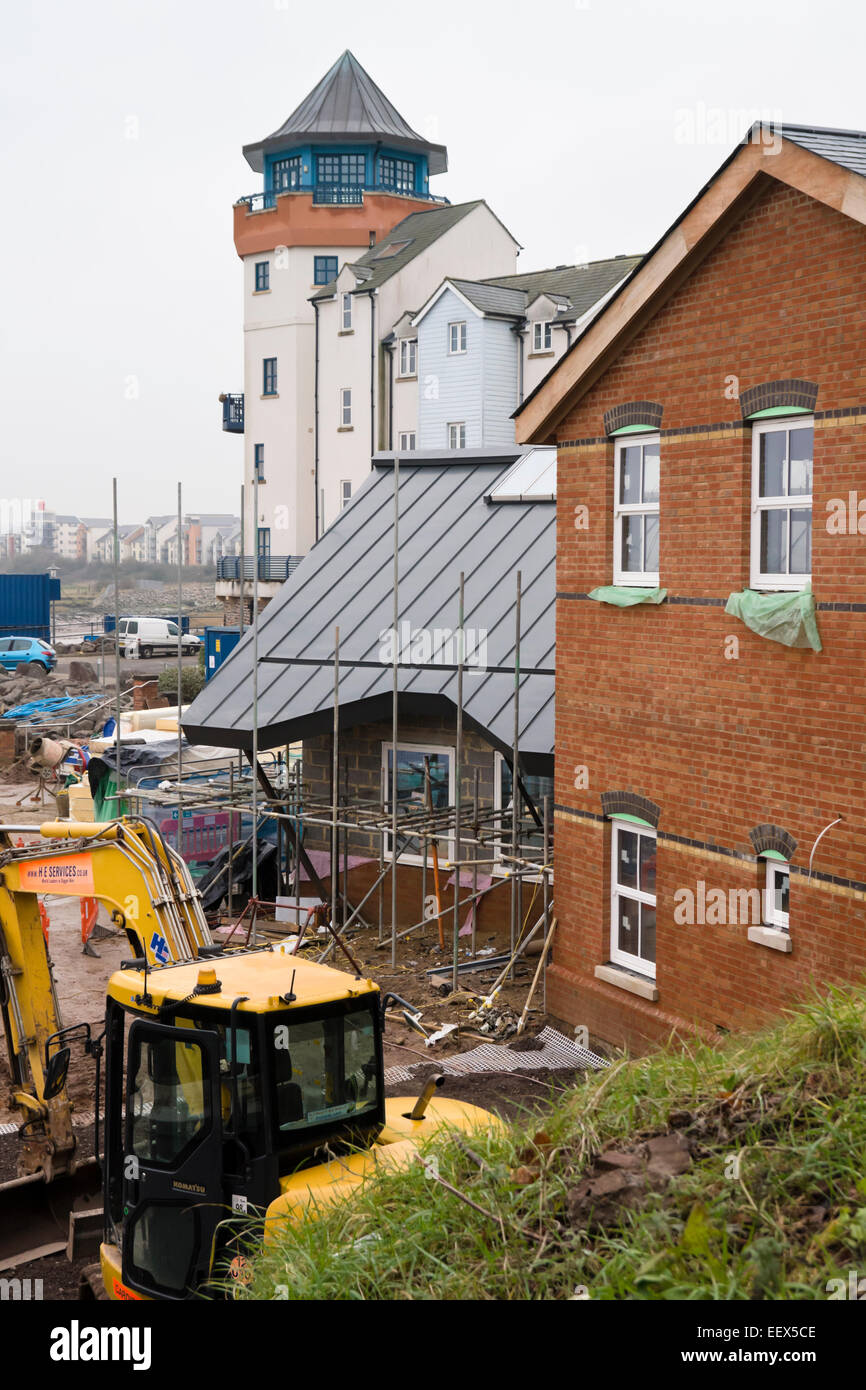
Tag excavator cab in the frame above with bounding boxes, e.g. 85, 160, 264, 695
99, 957, 386, 1300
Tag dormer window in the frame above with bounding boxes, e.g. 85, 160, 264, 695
532, 321, 553, 352
448, 322, 467, 355
398, 339, 417, 376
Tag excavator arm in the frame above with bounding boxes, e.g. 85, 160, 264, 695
0, 818, 214, 1181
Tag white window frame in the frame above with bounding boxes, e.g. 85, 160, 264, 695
448, 422, 466, 450
398, 338, 417, 376
750, 416, 813, 591
340, 480, 352, 509
339, 388, 352, 428
613, 432, 660, 586
763, 859, 790, 931
381, 740, 455, 865
448, 321, 467, 355
610, 818, 657, 978
398, 431, 416, 451
341, 293, 353, 331
532, 321, 553, 352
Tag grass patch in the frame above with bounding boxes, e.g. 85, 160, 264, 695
232, 984, 866, 1300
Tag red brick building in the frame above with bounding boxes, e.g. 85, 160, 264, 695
515, 124, 866, 1052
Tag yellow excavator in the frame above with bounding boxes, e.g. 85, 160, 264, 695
0, 818, 494, 1300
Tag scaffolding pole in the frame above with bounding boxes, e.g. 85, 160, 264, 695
390, 454, 399, 967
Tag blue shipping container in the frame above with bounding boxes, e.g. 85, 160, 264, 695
0, 573, 60, 641
204, 626, 240, 680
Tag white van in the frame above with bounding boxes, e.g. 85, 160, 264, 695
116, 617, 202, 659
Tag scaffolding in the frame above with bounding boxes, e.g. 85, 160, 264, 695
109, 458, 555, 997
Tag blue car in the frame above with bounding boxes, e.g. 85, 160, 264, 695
0, 636, 57, 673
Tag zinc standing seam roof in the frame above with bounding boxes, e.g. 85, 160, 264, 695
243, 50, 448, 175
182, 456, 555, 765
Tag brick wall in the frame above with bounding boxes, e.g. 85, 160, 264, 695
552, 177, 866, 1051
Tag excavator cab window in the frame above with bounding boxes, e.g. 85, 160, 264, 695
270, 1000, 382, 1161
129, 1033, 207, 1166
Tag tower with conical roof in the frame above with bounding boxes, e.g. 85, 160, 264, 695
220, 52, 448, 589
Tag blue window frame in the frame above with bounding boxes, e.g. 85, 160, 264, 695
254, 261, 269, 292
257, 527, 270, 557
263, 358, 277, 396
379, 156, 415, 192
254, 444, 265, 481
316, 153, 365, 185
272, 156, 302, 191
314, 255, 338, 285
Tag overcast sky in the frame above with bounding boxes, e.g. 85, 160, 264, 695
2, 0, 864, 522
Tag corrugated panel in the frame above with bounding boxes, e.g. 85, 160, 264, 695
0, 573, 54, 640
183, 456, 555, 760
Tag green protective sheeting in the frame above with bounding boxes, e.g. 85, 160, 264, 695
587, 586, 668, 607
724, 586, 822, 652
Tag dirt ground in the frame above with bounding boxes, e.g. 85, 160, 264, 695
0, 786, 584, 1300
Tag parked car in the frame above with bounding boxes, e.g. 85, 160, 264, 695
0, 636, 57, 673
116, 617, 202, 659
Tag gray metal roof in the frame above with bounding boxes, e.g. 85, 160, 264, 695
485, 256, 642, 322
312, 201, 491, 298
243, 50, 448, 176
183, 454, 555, 767
777, 122, 866, 180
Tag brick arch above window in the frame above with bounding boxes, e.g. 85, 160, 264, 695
601, 790, 661, 828
739, 379, 818, 420
749, 824, 797, 860
603, 401, 664, 436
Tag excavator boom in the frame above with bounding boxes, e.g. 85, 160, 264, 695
0, 818, 214, 1184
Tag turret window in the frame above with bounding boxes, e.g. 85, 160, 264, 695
273, 156, 302, 191
379, 156, 415, 192
263, 359, 278, 396
254, 262, 269, 292
316, 153, 365, 185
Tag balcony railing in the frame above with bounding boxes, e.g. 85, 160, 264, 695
236, 185, 450, 212
220, 393, 244, 433
217, 555, 302, 583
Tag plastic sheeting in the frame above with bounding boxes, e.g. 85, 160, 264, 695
587, 586, 668, 607
724, 587, 822, 652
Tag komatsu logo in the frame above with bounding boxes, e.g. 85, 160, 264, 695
50, 1321, 152, 1370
